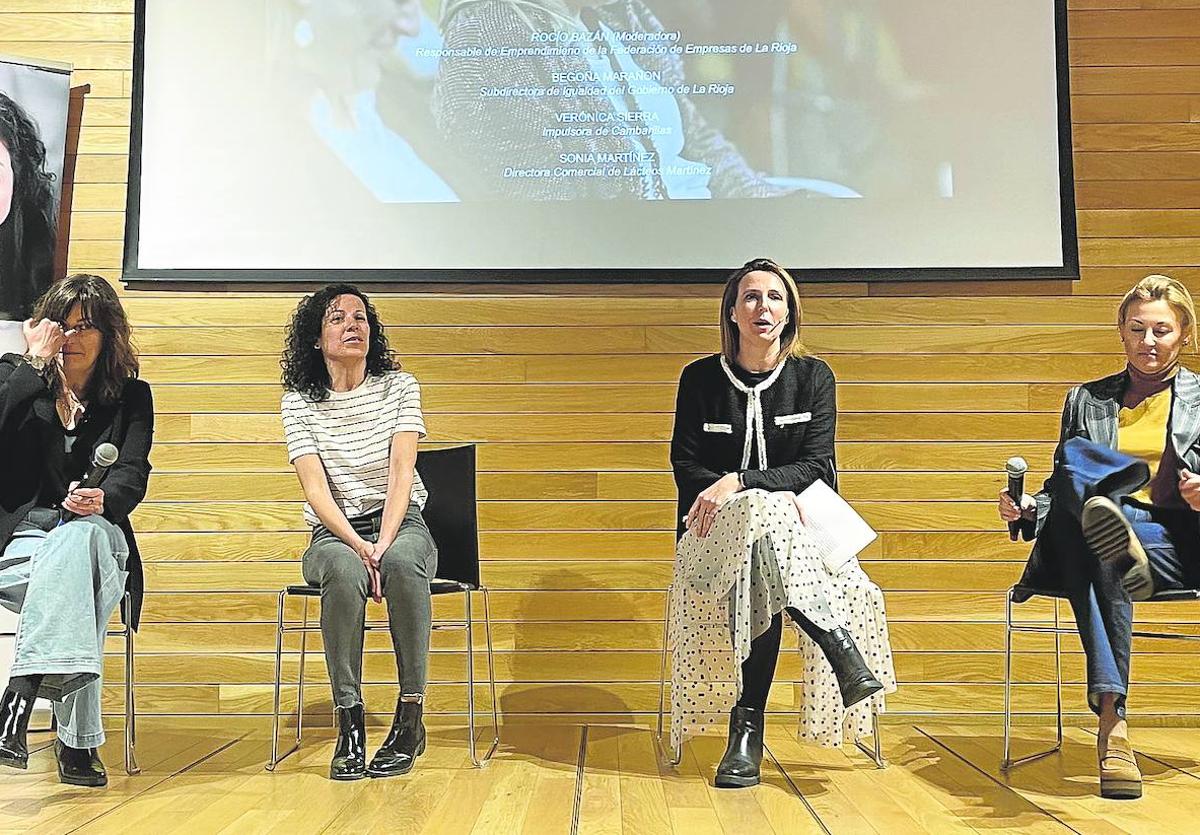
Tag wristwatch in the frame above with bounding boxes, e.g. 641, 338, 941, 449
22, 353, 51, 374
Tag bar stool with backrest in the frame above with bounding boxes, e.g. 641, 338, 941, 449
1, 590, 139, 775
266, 444, 499, 771
1001, 582, 1200, 770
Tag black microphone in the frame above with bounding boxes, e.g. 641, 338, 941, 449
1006, 456, 1028, 542
61, 442, 119, 523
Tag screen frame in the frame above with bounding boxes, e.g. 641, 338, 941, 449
121, 0, 1079, 287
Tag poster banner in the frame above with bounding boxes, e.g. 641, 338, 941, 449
0, 55, 71, 354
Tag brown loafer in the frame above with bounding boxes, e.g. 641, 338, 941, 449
1098, 733, 1142, 800
1082, 497, 1153, 601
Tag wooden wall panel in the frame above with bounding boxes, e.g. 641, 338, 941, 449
7, 1, 1200, 725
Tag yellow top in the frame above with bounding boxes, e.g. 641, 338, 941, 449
1117, 387, 1172, 505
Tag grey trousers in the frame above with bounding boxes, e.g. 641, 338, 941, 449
0, 507, 129, 748
302, 505, 437, 708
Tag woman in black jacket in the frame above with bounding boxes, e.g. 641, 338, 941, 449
668, 258, 894, 788
0, 91, 57, 325
0, 274, 152, 788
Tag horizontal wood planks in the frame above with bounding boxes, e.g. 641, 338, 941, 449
7, 1, 1200, 723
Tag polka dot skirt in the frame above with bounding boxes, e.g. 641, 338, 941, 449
668, 490, 897, 752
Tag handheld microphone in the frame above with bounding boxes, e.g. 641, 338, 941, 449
1005, 456, 1028, 542
60, 442, 119, 523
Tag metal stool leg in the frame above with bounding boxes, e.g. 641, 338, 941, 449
465, 590, 478, 766
655, 584, 681, 767
854, 708, 886, 768
476, 587, 499, 766
296, 597, 309, 745
124, 596, 140, 775
1002, 587, 1015, 769
1001, 589, 1064, 770
267, 590, 287, 770
1053, 598, 1064, 751
267, 591, 310, 770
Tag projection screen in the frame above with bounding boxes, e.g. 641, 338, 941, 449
123, 0, 1078, 284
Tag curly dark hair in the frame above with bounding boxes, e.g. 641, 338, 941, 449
281, 283, 397, 402
0, 91, 57, 320
33, 273, 139, 405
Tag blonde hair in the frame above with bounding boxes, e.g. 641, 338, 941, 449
719, 258, 807, 367
1118, 274, 1197, 351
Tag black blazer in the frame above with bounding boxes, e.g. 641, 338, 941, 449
670, 353, 837, 538
0, 354, 154, 629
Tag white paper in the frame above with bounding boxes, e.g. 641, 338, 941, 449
793, 480, 877, 574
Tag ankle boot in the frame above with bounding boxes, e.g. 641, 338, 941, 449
367, 698, 426, 778
330, 704, 367, 781
714, 706, 764, 788
812, 627, 885, 708
55, 740, 108, 787
0, 688, 36, 770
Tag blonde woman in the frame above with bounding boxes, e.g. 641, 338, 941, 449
668, 258, 895, 787
1001, 275, 1200, 800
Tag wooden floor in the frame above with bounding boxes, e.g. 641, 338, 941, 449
3, 719, 1200, 834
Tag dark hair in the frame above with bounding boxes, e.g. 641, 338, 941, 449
32, 274, 139, 405
719, 257, 806, 365
0, 92, 57, 320
281, 283, 397, 401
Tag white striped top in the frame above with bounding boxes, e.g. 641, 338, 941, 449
281, 370, 428, 527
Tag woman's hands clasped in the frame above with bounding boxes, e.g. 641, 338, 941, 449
350, 535, 383, 603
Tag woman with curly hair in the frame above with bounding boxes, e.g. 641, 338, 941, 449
279, 284, 436, 781
0, 92, 58, 330
0, 274, 152, 788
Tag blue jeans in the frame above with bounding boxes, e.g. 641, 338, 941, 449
1053, 440, 1200, 717
0, 508, 129, 748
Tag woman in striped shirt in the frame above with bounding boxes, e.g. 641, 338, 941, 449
281, 284, 436, 781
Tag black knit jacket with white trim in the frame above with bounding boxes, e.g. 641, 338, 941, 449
669, 353, 837, 539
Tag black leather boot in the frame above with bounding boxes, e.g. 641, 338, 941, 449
367, 698, 426, 778
330, 704, 367, 781
55, 740, 108, 787
0, 688, 36, 770
714, 706, 764, 788
812, 627, 884, 708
